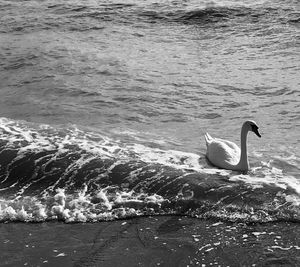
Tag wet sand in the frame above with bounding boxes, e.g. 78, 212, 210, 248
1, 216, 299, 267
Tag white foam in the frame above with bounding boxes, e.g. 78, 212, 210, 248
127, 143, 230, 175
0, 185, 168, 222
0, 118, 120, 161
230, 162, 300, 207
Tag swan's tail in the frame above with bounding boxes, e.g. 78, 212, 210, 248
204, 133, 213, 146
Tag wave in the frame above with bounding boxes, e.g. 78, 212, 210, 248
136, 5, 279, 26
0, 118, 299, 223
1, 1, 297, 33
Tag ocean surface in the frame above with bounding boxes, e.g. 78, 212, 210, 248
0, 0, 299, 224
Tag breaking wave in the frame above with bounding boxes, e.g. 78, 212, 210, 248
0, 118, 299, 223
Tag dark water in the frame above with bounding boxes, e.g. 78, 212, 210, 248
0, 0, 299, 223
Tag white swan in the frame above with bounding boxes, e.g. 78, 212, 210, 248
205, 120, 261, 172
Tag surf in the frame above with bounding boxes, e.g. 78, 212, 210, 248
0, 117, 299, 223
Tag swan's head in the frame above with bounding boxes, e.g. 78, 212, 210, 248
245, 120, 261, 138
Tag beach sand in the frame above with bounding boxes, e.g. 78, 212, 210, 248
1, 216, 299, 267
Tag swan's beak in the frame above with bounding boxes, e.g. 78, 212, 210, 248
252, 126, 261, 138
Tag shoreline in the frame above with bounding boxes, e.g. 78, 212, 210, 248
1, 216, 299, 266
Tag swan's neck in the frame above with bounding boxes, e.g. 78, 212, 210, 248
237, 125, 249, 172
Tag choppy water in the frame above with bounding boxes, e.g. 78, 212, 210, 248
0, 0, 299, 222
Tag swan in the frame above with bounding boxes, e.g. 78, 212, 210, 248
205, 120, 261, 172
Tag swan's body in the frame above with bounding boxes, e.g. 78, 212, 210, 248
205, 120, 261, 172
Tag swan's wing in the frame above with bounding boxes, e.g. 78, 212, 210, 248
215, 138, 240, 152
206, 138, 240, 167
205, 134, 239, 152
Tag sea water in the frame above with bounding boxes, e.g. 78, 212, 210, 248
0, 0, 299, 223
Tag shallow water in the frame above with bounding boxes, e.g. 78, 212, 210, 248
1, 217, 300, 267
0, 0, 299, 223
